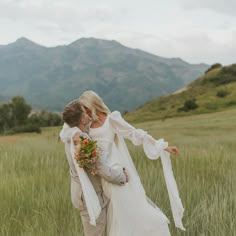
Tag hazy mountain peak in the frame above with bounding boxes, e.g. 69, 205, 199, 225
10, 37, 45, 49
15, 37, 35, 45
16, 37, 32, 43
69, 37, 123, 48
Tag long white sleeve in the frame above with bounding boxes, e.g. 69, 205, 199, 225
109, 111, 168, 160
109, 111, 185, 231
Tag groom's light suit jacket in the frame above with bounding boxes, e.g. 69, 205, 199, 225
64, 137, 126, 211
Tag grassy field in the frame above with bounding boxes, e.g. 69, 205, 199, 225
0, 109, 236, 236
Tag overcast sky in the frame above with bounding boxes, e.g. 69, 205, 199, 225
0, 0, 235, 65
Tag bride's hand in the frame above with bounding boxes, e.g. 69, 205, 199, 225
165, 146, 179, 156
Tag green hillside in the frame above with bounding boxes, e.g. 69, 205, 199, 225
125, 64, 236, 122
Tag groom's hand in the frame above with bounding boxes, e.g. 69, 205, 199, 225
123, 168, 129, 183
120, 168, 129, 185
97, 162, 129, 186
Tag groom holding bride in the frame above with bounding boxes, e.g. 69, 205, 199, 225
60, 99, 129, 236
60, 91, 185, 236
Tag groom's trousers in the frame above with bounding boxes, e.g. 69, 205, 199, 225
64, 140, 126, 236
79, 189, 109, 236
80, 203, 107, 236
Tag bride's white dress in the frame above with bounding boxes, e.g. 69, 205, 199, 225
89, 111, 184, 236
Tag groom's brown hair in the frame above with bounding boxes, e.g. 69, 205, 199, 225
62, 100, 83, 127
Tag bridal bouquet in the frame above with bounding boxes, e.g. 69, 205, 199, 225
74, 136, 100, 175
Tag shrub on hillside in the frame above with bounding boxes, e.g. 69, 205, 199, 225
178, 98, 198, 112
205, 63, 222, 74
225, 101, 236, 107
204, 64, 236, 86
221, 64, 236, 76
208, 75, 236, 85
216, 89, 230, 98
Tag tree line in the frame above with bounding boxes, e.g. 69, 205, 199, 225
0, 96, 62, 134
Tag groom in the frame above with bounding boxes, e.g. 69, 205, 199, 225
60, 100, 128, 236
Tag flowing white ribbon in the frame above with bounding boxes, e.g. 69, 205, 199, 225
60, 125, 101, 226
144, 138, 185, 230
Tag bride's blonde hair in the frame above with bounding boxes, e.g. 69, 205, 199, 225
78, 90, 110, 121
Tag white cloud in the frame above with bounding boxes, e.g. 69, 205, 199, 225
177, 0, 236, 16
0, 0, 235, 64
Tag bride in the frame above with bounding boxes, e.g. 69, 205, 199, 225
78, 90, 185, 235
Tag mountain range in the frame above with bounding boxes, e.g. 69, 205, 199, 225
0, 37, 209, 111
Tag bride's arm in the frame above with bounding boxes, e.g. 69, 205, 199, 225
109, 111, 178, 159
96, 161, 127, 185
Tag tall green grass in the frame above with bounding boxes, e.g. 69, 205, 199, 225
1, 109, 236, 236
